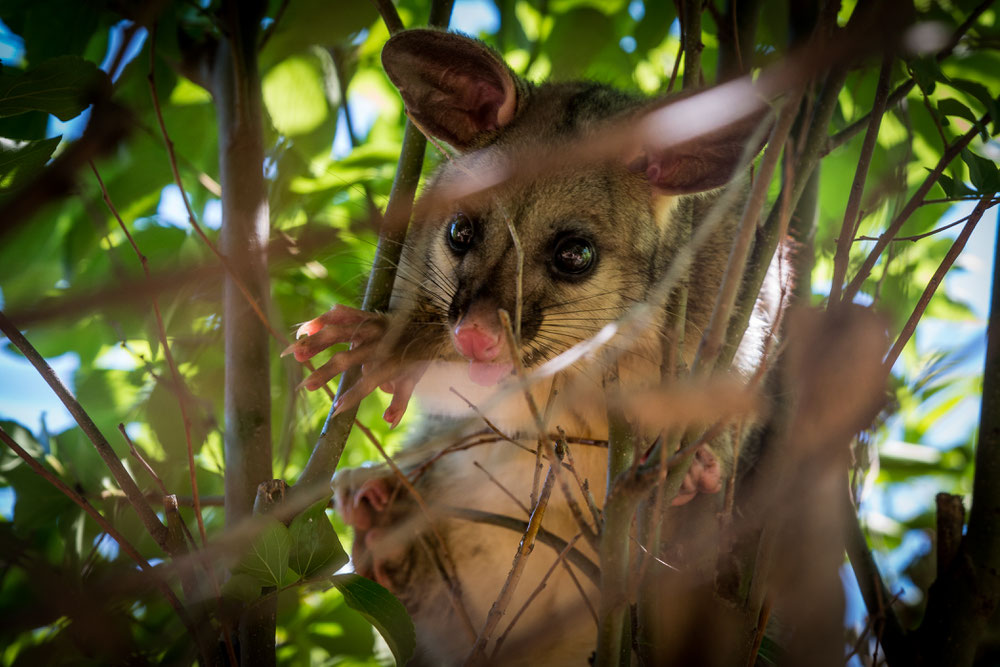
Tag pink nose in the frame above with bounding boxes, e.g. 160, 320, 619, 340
453, 323, 502, 362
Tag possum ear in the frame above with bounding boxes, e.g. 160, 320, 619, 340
382, 29, 519, 151
630, 97, 772, 195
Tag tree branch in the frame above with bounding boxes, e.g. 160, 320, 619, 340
0, 311, 170, 551
829, 52, 893, 304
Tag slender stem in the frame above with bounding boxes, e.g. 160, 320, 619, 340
883, 194, 996, 370
0, 424, 199, 640
91, 161, 207, 544
915, 195, 1000, 660
840, 119, 984, 303
824, 0, 992, 155
829, 53, 892, 304
465, 466, 557, 664
844, 492, 908, 664
491, 534, 582, 658
446, 506, 600, 585
681, 0, 703, 89
0, 311, 170, 551
692, 90, 801, 373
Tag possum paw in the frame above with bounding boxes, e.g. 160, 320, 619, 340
671, 446, 723, 506
285, 304, 427, 426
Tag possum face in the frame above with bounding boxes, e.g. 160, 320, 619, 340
403, 160, 668, 388
381, 29, 765, 396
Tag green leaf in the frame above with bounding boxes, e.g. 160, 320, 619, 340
935, 171, 975, 198
233, 517, 292, 587
262, 54, 330, 136
261, 0, 378, 63
961, 149, 1000, 192
332, 574, 415, 667
221, 573, 262, 604
909, 57, 942, 95
0, 136, 59, 187
0, 56, 110, 120
947, 78, 1000, 132
937, 97, 988, 137
546, 8, 616, 79
289, 500, 349, 579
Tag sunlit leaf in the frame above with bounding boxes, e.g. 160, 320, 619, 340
332, 574, 415, 667
234, 518, 292, 587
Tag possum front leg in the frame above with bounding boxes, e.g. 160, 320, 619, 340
284, 304, 429, 426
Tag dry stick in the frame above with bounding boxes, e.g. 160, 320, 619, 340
829, 53, 893, 305
352, 419, 478, 642
824, 0, 992, 155
840, 118, 986, 304
491, 533, 583, 659
449, 387, 521, 447
474, 461, 531, 516
0, 311, 170, 551
119, 424, 169, 497
636, 287, 687, 589
563, 559, 600, 625
856, 203, 998, 243
91, 161, 207, 544
559, 428, 603, 528
465, 466, 557, 665
691, 89, 802, 374
497, 309, 597, 547
883, 193, 997, 371
0, 425, 198, 639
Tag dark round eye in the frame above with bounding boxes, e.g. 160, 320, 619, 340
447, 213, 476, 252
553, 237, 596, 275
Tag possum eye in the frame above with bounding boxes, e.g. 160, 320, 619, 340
552, 236, 596, 276
446, 213, 476, 253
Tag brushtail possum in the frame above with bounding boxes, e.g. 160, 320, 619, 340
290, 29, 784, 666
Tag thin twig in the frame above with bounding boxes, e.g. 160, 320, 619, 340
119, 423, 169, 497
465, 466, 557, 665
91, 161, 207, 543
491, 534, 583, 658
692, 90, 801, 373
474, 461, 531, 516
449, 387, 519, 445
0, 424, 197, 637
257, 0, 290, 49
829, 53, 892, 304
841, 117, 986, 303
0, 311, 170, 552
854, 203, 997, 243
445, 505, 600, 586
883, 193, 996, 370
372, 0, 406, 35
562, 560, 599, 626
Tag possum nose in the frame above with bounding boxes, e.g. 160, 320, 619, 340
453, 322, 502, 362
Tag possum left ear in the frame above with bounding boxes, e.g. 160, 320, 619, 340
630, 99, 772, 195
382, 29, 519, 151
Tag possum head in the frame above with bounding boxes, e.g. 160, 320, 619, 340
382, 30, 765, 426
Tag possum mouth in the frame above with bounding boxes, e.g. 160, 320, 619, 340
467, 360, 514, 386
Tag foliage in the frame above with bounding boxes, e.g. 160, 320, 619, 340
0, 0, 997, 664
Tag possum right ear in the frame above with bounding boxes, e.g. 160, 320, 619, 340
381, 29, 519, 151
